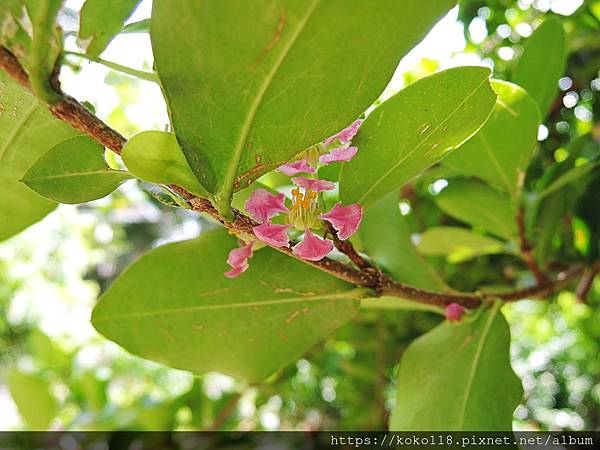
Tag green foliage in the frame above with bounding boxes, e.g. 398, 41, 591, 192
22, 135, 131, 204
390, 303, 523, 430
340, 67, 497, 208
435, 179, 517, 240
79, 0, 141, 57
121, 131, 207, 196
442, 80, 540, 199
151, 0, 455, 214
361, 193, 446, 292
7, 368, 57, 430
0, 0, 599, 433
417, 226, 507, 262
92, 229, 365, 382
0, 72, 83, 242
513, 18, 566, 118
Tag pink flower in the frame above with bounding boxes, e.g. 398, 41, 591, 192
292, 229, 334, 261
445, 303, 466, 322
245, 189, 288, 223
319, 202, 363, 240
224, 241, 253, 278
277, 159, 316, 176
323, 119, 362, 148
319, 146, 358, 164
292, 176, 335, 193
253, 222, 292, 248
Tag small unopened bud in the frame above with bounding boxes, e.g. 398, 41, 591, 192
445, 303, 466, 322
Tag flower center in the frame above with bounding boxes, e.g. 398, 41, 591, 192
289, 187, 320, 230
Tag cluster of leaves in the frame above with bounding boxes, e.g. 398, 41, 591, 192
0, 0, 599, 431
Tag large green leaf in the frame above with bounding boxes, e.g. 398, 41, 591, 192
417, 226, 507, 262
435, 179, 517, 240
79, 0, 141, 57
7, 369, 56, 430
152, 0, 456, 212
121, 130, 207, 196
389, 303, 523, 430
0, 72, 90, 242
340, 67, 497, 208
512, 18, 566, 118
92, 229, 365, 382
22, 135, 132, 204
361, 193, 446, 292
442, 80, 540, 199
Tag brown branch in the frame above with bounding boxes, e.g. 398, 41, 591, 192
575, 265, 599, 302
0, 45, 588, 310
516, 207, 550, 286
206, 392, 241, 431
325, 222, 373, 271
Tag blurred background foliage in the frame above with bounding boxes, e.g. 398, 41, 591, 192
1, 0, 599, 431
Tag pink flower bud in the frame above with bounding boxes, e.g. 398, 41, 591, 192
445, 303, 466, 322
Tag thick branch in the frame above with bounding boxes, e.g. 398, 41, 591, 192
0, 45, 586, 310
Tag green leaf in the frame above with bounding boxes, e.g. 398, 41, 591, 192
121, 131, 207, 196
0, 72, 90, 241
389, 303, 523, 431
22, 135, 131, 204
92, 229, 365, 382
340, 67, 497, 208
442, 80, 541, 199
0, 1, 32, 66
417, 226, 507, 262
435, 179, 517, 240
512, 18, 566, 118
7, 369, 56, 430
79, 0, 141, 57
537, 161, 599, 200
152, 0, 456, 213
122, 18, 150, 34
361, 193, 446, 291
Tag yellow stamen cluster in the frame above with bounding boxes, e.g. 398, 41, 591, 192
291, 188, 317, 210
289, 187, 320, 230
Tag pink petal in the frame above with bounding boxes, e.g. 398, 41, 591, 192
224, 241, 254, 278
244, 189, 289, 223
292, 176, 335, 193
319, 202, 363, 240
254, 222, 292, 248
445, 303, 466, 322
277, 159, 316, 176
292, 229, 333, 261
323, 119, 362, 148
224, 264, 249, 278
226, 242, 254, 268
319, 146, 358, 165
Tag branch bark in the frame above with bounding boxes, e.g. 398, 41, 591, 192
0, 45, 586, 310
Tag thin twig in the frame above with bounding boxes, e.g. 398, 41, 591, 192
516, 207, 550, 286
575, 265, 599, 302
0, 45, 587, 310
207, 392, 242, 431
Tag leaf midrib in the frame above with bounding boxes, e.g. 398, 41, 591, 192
24, 169, 130, 182
217, 0, 320, 203
457, 301, 501, 429
94, 289, 359, 322
356, 75, 490, 205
